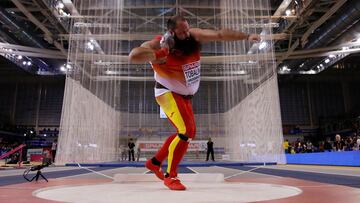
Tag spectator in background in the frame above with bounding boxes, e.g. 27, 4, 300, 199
324, 137, 332, 152
288, 143, 293, 154
206, 137, 215, 161
51, 139, 57, 162
333, 134, 345, 151
295, 141, 303, 153
128, 138, 135, 161
290, 144, 296, 154
344, 137, 354, 151
302, 142, 307, 153
351, 133, 357, 148
353, 137, 360, 151
283, 139, 289, 154
306, 140, 313, 153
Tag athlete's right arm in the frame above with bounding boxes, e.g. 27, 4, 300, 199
129, 39, 169, 63
128, 40, 159, 63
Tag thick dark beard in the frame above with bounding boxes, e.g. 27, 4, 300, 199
172, 34, 200, 56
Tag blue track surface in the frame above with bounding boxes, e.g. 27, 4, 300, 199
65, 161, 277, 167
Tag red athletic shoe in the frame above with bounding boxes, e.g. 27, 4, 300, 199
164, 177, 186, 190
145, 159, 164, 180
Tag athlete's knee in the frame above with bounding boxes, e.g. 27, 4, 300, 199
185, 124, 196, 139
188, 129, 196, 139
177, 126, 186, 137
177, 121, 196, 139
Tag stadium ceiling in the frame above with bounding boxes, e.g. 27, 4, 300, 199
0, 0, 359, 77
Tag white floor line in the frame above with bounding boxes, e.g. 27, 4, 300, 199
77, 163, 115, 180
224, 165, 266, 179
213, 164, 282, 179
58, 167, 127, 179
63, 163, 115, 180
187, 167, 199, 174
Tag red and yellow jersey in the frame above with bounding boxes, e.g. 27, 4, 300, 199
151, 36, 201, 96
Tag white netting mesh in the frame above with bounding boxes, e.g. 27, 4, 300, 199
56, 0, 124, 164
221, 0, 285, 163
56, 0, 284, 164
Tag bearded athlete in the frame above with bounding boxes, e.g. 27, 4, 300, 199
129, 15, 260, 190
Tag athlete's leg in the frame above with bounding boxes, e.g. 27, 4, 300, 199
145, 133, 177, 180
165, 93, 195, 177
154, 92, 195, 190
145, 92, 186, 180
150, 92, 193, 165
147, 92, 196, 187
153, 133, 177, 163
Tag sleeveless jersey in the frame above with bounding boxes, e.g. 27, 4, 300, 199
151, 36, 201, 96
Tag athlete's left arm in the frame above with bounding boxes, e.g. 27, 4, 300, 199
189, 28, 260, 43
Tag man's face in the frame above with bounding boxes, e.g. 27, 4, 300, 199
174, 21, 190, 40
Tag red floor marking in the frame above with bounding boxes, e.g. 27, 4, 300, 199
0, 179, 111, 203
227, 177, 360, 203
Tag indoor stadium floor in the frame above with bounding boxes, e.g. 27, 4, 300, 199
0, 164, 359, 202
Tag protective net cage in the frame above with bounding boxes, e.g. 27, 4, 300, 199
56, 0, 285, 165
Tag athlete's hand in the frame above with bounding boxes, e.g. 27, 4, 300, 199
160, 31, 175, 50
155, 31, 175, 60
155, 47, 169, 60
248, 34, 261, 43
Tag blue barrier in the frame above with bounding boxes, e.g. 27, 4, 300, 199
286, 151, 360, 166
